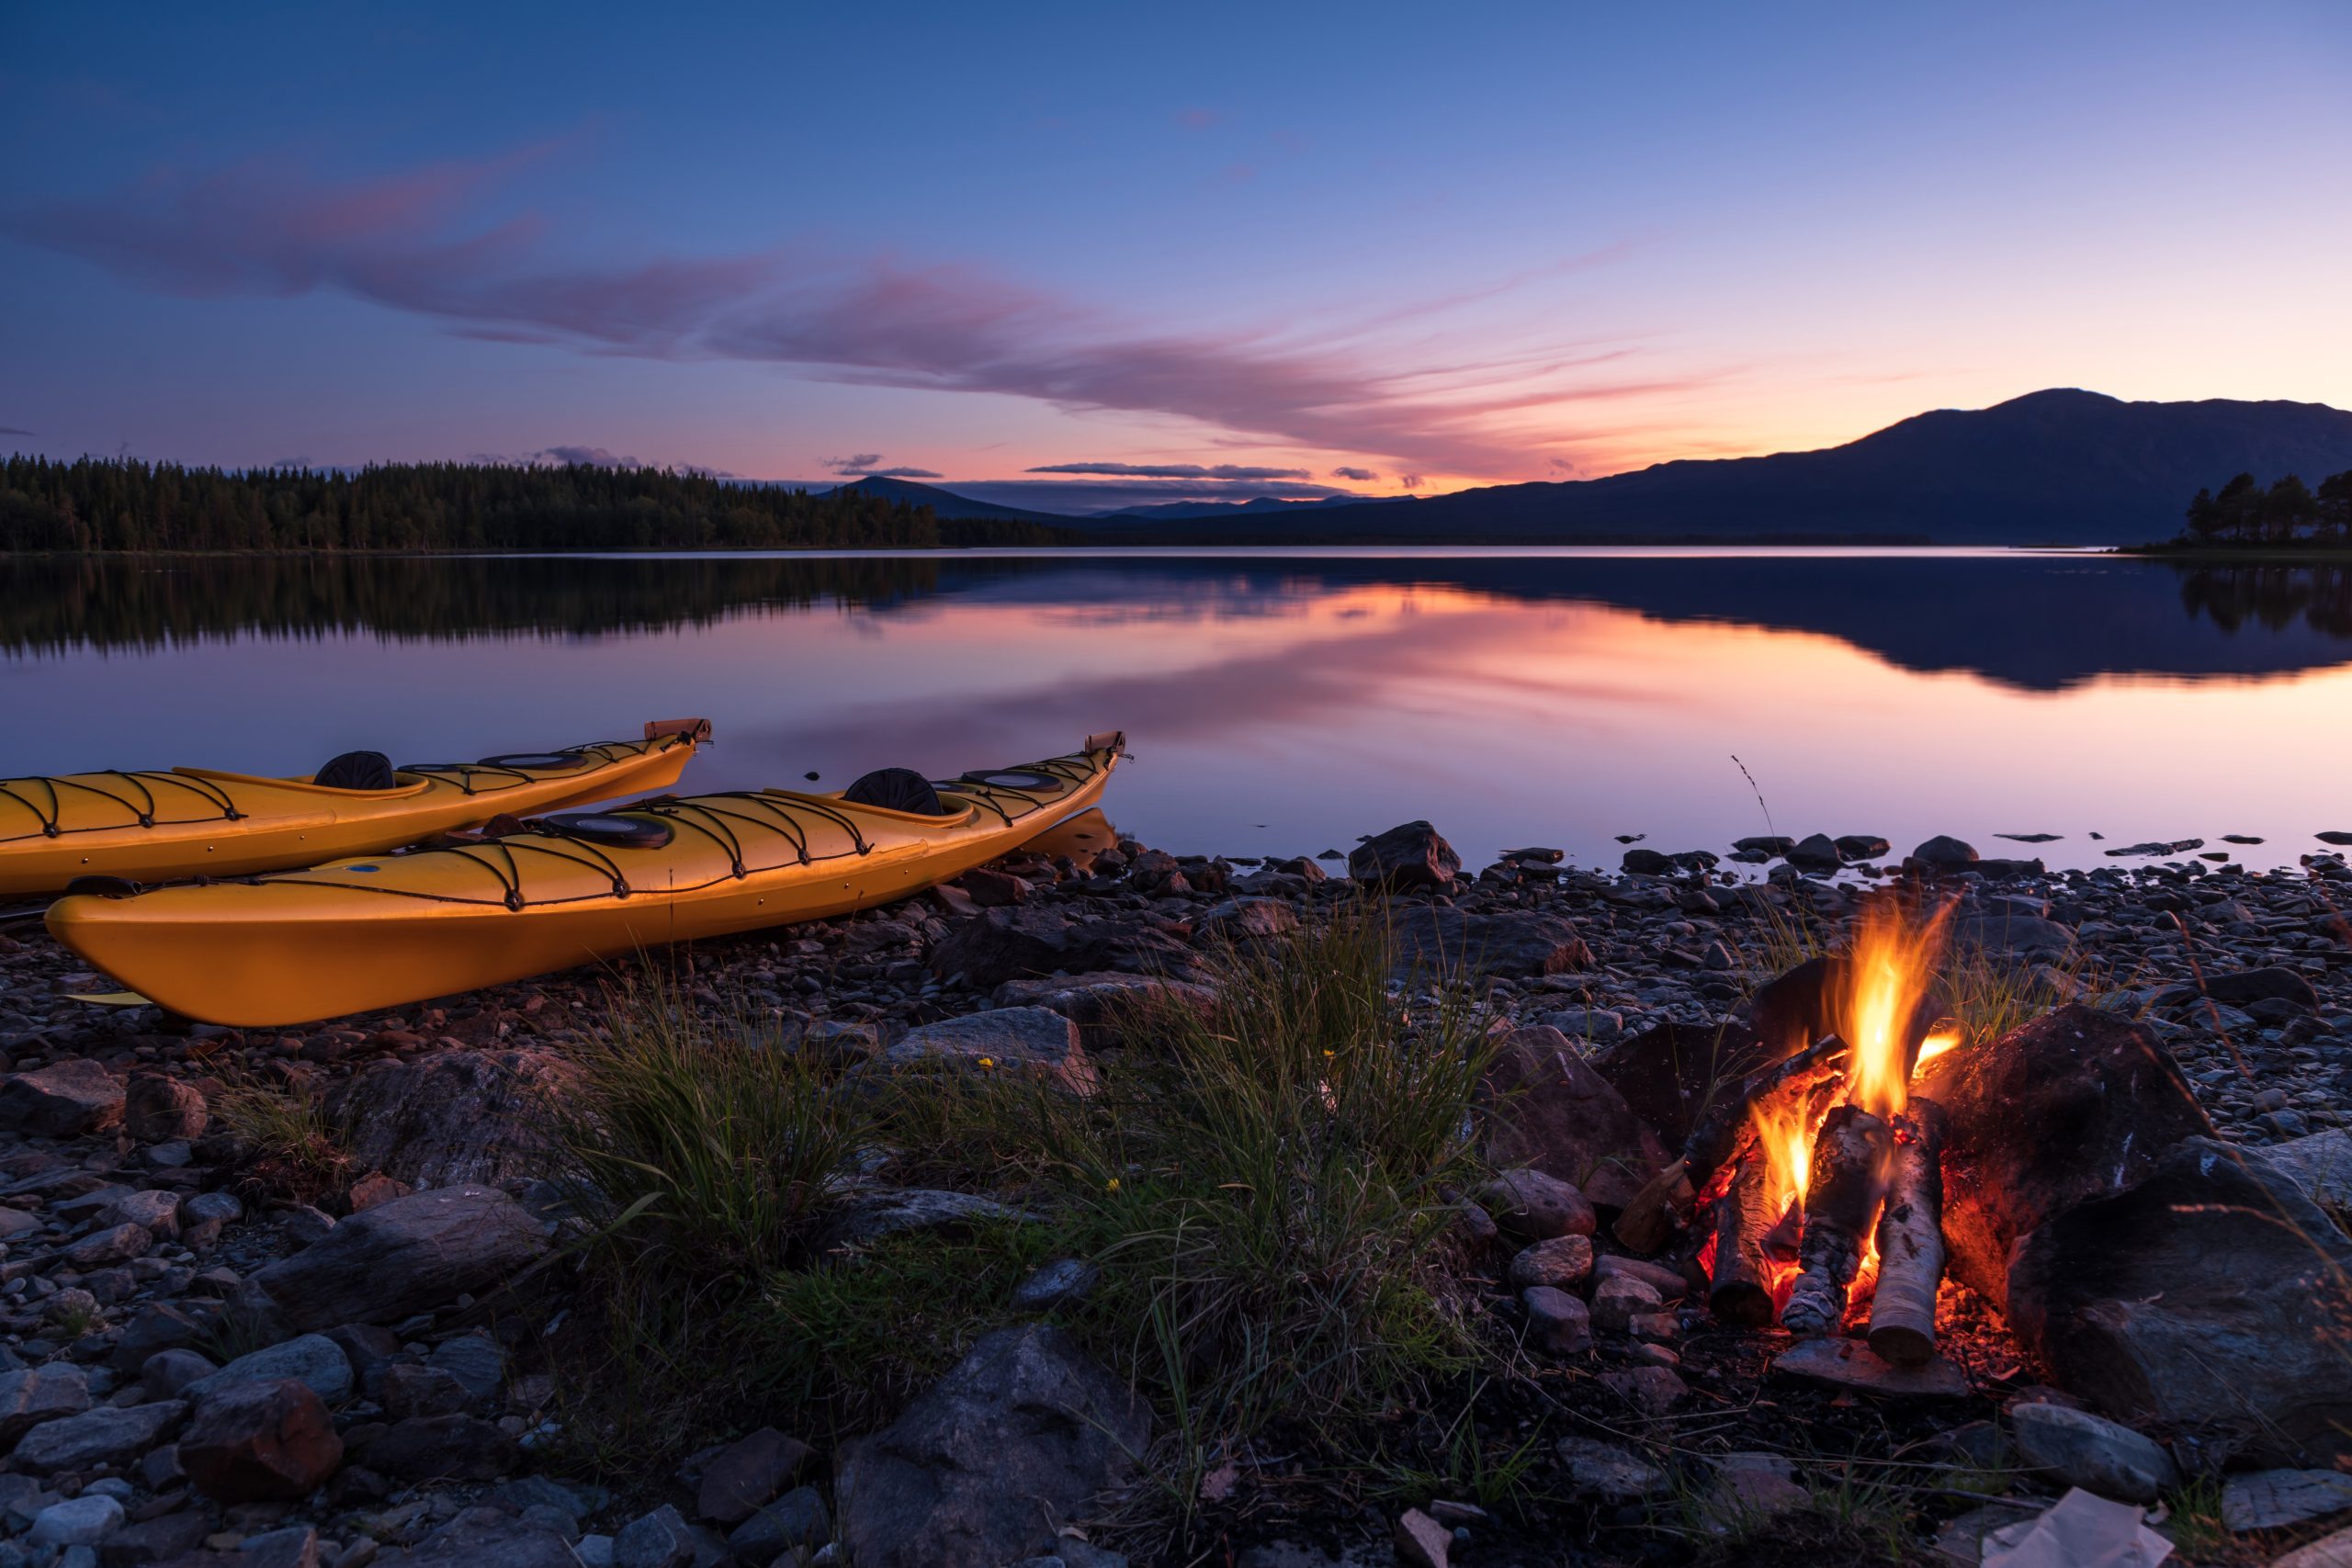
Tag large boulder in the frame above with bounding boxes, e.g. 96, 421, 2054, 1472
862, 1008, 1095, 1095
1478, 1026, 1669, 1209
0, 1059, 124, 1137
2007, 1138, 2352, 1466
1388, 906, 1592, 981
1349, 821, 1462, 891
1915, 1004, 2213, 1311
247, 1186, 549, 1332
835, 1325, 1150, 1568
326, 1049, 572, 1190
929, 908, 1193, 988
1592, 958, 1837, 1148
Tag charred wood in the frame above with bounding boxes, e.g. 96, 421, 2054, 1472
1781, 1103, 1891, 1336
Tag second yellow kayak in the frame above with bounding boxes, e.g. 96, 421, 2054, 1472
0, 721, 709, 897
48, 732, 1124, 1026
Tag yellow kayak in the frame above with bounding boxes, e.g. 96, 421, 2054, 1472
1, 721, 710, 897
48, 732, 1125, 1027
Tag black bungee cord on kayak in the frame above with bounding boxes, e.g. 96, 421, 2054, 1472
0, 770, 245, 842
237, 761, 1088, 911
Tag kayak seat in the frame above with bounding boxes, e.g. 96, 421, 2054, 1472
842, 767, 949, 816
543, 813, 674, 850
314, 751, 399, 791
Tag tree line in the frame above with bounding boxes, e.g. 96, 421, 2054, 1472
2180, 469, 2352, 547
0, 457, 1079, 553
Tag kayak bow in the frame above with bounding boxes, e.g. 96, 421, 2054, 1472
0, 720, 710, 897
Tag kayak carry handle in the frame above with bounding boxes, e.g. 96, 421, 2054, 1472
647, 717, 714, 744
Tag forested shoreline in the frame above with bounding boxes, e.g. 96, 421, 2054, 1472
0, 456, 1079, 552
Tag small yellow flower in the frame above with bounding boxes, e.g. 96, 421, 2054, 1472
978, 1056, 996, 1068
1105, 1177, 1121, 1193
1322, 1049, 1335, 1059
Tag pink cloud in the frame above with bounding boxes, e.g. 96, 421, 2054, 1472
10, 153, 1690, 479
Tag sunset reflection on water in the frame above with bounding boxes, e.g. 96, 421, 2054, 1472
5, 550, 2349, 871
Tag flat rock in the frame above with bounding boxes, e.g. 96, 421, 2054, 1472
928, 908, 1193, 988
865, 1007, 1094, 1095
1195, 897, 1299, 942
1477, 1025, 1669, 1209
0, 1363, 91, 1445
373, 1505, 581, 1568
327, 1049, 572, 1190
1390, 905, 1591, 980
0, 1059, 124, 1137
814, 1188, 1035, 1253
836, 1324, 1150, 1568
2262, 1128, 2352, 1208
1507, 1235, 1593, 1292
2009, 1401, 2177, 1504
1773, 1337, 1969, 1398
184, 1333, 354, 1408
1555, 1436, 1669, 1502
248, 1185, 549, 1332
991, 971, 1218, 1047
14, 1398, 187, 1473
1946, 913, 2076, 956
2222, 1470, 2352, 1532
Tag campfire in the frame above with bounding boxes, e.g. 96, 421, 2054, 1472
1653, 896, 1977, 1363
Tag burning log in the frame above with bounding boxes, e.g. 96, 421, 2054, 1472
1865, 1097, 1949, 1367
1614, 1032, 1847, 1253
1705, 1156, 1781, 1326
1780, 1103, 1892, 1335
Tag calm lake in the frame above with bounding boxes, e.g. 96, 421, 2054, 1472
6, 547, 2350, 874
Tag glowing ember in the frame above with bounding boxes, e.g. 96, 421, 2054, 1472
1838, 896, 1954, 1120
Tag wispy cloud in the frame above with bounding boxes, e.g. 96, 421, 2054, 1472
8, 152, 1681, 478
1329, 465, 1377, 481
1026, 461, 1311, 480
825, 453, 942, 479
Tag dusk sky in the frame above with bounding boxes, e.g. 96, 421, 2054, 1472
5, 2, 2347, 513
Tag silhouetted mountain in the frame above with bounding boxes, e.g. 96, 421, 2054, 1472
831, 475, 1072, 525
1108, 391, 2352, 546
1099, 494, 1414, 523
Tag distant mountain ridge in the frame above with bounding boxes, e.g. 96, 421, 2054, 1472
836, 390, 2352, 546
1283, 390, 2352, 546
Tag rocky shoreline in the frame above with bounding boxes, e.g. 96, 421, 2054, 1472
0, 818, 2346, 1567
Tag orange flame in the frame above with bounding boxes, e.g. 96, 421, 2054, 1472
1838, 896, 1953, 1121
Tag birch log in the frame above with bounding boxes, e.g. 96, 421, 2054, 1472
1866, 1097, 1950, 1366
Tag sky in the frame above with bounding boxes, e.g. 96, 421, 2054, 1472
3, 1, 2348, 513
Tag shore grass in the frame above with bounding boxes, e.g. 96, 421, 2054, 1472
540, 906, 1504, 1521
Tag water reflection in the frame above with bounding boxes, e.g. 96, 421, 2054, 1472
6, 551, 2350, 692
6, 550, 2351, 870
